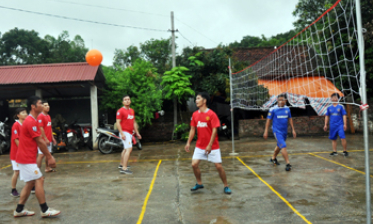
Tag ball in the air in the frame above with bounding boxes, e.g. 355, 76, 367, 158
85, 49, 103, 66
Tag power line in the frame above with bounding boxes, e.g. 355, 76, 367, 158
46, 0, 169, 18
175, 17, 218, 45
177, 31, 195, 47
0, 5, 168, 32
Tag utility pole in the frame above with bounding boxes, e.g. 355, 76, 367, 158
170, 11, 177, 140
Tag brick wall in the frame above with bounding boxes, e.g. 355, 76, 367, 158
239, 116, 350, 137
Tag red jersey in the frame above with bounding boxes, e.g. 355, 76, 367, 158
37, 113, 52, 142
10, 121, 22, 161
116, 107, 135, 134
190, 109, 220, 150
16, 115, 41, 164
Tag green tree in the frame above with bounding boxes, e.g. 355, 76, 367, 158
140, 38, 172, 74
161, 66, 195, 139
102, 59, 163, 129
113, 45, 141, 68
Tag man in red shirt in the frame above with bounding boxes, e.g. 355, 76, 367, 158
185, 92, 232, 194
10, 108, 28, 197
116, 95, 141, 174
14, 96, 60, 218
37, 101, 57, 172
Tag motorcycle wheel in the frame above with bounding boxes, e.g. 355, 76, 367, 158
136, 140, 142, 150
98, 136, 113, 154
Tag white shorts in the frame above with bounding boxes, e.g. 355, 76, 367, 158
11, 160, 20, 171
38, 143, 52, 154
192, 147, 222, 163
18, 164, 43, 182
120, 132, 133, 149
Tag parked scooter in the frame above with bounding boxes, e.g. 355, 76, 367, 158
65, 120, 93, 151
96, 128, 142, 154
218, 115, 231, 139
0, 117, 10, 155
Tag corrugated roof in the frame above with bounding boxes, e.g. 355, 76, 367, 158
0, 62, 100, 85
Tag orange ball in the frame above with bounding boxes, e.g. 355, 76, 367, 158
85, 49, 103, 66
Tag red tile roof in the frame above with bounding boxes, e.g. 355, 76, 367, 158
0, 62, 101, 85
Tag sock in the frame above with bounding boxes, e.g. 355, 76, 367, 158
16, 204, 24, 213
12, 188, 16, 192
40, 203, 48, 213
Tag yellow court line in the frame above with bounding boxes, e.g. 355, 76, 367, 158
236, 157, 312, 224
309, 153, 373, 178
137, 160, 162, 224
0, 164, 11, 170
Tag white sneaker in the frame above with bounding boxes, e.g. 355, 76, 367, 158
14, 209, 35, 217
41, 208, 61, 218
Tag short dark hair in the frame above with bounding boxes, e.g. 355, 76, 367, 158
123, 95, 130, 100
277, 93, 287, 100
42, 100, 48, 104
27, 96, 41, 110
331, 93, 340, 99
197, 92, 210, 105
14, 107, 27, 119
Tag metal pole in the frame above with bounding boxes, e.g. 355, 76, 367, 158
170, 11, 177, 140
355, 0, 371, 223
229, 58, 238, 156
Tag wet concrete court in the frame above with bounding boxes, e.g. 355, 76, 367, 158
0, 135, 373, 224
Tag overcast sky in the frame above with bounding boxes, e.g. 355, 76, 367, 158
0, 0, 299, 66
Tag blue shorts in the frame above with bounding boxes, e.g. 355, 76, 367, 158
274, 132, 287, 149
329, 125, 345, 140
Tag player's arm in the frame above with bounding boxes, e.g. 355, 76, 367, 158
343, 115, 347, 131
185, 126, 196, 152
324, 116, 329, 131
116, 119, 126, 140
205, 128, 218, 155
289, 118, 296, 138
15, 139, 19, 146
39, 126, 49, 144
35, 136, 56, 167
134, 121, 141, 139
263, 118, 271, 139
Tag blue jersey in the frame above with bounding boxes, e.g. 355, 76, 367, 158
325, 104, 346, 127
267, 105, 292, 134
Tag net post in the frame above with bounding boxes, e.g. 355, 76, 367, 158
355, 0, 371, 223
229, 58, 238, 156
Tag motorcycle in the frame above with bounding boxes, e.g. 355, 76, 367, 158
218, 115, 232, 139
0, 117, 10, 155
96, 127, 142, 154
65, 120, 93, 151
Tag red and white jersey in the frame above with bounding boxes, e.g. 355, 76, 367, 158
190, 109, 220, 150
10, 120, 22, 161
116, 107, 135, 134
16, 115, 41, 164
37, 113, 52, 142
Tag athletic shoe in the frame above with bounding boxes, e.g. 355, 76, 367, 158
343, 151, 349, 156
270, 158, 280, 165
120, 168, 133, 174
11, 190, 20, 197
285, 164, 292, 171
118, 165, 131, 169
190, 183, 204, 191
14, 209, 35, 217
330, 152, 338, 156
41, 208, 61, 218
31, 187, 35, 194
224, 187, 232, 194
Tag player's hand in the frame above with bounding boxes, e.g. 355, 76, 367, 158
344, 125, 347, 131
52, 138, 57, 146
136, 133, 142, 140
45, 139, 50, 145
263, 132, 268, 140
205, 145, 212, 155
323, 125, 327, 132
121, 133, 126, 140
184, 144, 190, 152
292, 130, 297, 138
48, 156, 56, 168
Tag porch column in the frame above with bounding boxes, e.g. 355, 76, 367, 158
90, 85, 98, 145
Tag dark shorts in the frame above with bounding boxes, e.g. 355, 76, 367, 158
329, 125, 345, 140
274, 132, 287, 149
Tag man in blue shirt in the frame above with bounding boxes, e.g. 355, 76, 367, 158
324, 93, 348, 156
264, 94, 296, 171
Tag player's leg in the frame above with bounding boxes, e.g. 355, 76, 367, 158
37, 153, 44, 169
329, 128, 338, 155
214, 163, 228, 187
34, 176, 61, 217
191, 159, 202, 185
11, 170, 20, 197
270, 146, 281, 165
14, 164, 38, 217
280, 148, 292, 171
339, 128, 348, 156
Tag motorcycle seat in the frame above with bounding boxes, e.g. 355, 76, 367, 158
99, 128, 119, 136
